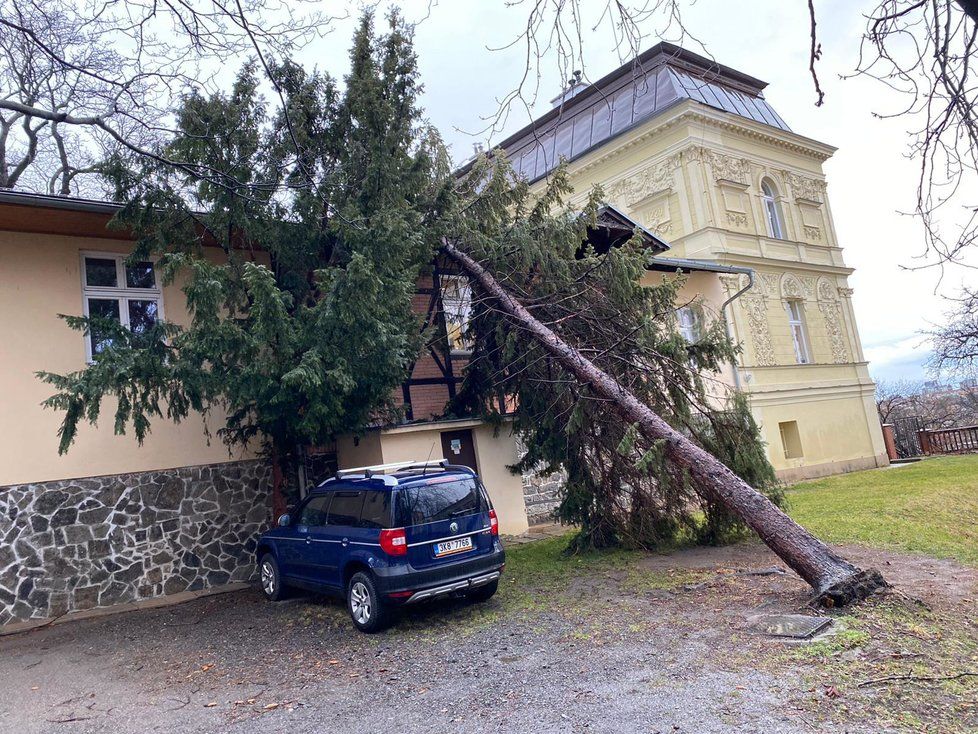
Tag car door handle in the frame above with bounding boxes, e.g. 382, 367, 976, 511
305, 536, 311, 544
341, 538, 349, 547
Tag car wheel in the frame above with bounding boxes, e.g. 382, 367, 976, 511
259, 553, 288, 601
467, 579, 499, 604
347, 571, 390, 633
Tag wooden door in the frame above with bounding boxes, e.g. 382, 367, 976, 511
440, 429, 478, 472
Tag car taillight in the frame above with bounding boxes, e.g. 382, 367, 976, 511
489, 509, 499, 536
379, 528, 407, 556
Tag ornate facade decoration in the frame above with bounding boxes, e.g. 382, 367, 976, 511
726, 211, 748, 227
780, 272, 805, 300
706, 150, 752, 185
742, 292, 777, 366
799, 276, 816, 298
605, 155, 678, 206
783, 171, 827, 203
803, 224, 822, 241
816, 277, 850, 364
722, 273, 776, 366
758, 272, 780, 297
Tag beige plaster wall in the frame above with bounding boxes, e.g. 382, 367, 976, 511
0, 232, 253, 486
335, 420, 529, 535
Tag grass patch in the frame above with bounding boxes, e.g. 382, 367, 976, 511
785, 455, 978, 566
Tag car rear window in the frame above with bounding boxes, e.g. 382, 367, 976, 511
395, 477, 484, 526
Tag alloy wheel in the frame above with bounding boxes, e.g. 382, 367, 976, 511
261, 560, 275, 596
350, 581, 371, 624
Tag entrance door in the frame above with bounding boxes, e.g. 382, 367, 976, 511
441, 428, 478, 472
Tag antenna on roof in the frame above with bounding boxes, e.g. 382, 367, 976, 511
421, 439, 437, 477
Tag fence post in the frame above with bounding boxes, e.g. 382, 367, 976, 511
918, 430, 931, 455
881, 424, 899, 462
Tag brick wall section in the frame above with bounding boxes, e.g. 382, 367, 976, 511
395, 273, 468, 421
0, 460, 270, 626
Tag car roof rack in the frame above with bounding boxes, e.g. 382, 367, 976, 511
334, 459, 450, 481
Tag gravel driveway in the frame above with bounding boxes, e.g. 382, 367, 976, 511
1, 540, 974, 733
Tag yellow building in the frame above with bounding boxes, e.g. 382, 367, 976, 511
494, 42, 887, 480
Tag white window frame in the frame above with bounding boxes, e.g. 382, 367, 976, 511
80, 251, 164, 361
784, 299, 811, 364
439, 274, 474, 355
676, 304, 703, 343
761, 179, 785, 239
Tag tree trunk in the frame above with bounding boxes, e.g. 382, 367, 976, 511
270, 444, 288, 522
444, 242, 887, 606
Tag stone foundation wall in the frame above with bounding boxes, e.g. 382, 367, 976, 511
521, 468, 565, 525
0, 460, 271, 626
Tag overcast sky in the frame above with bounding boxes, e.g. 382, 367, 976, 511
294, 0, 975, 384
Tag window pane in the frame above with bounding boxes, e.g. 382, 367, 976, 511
326, 491, 365, 527
359, 491, 392, 529
127, 299, 159, 334
125, 261, 156, 288
298, 496, 329, 527
442, 276, 473, 352
85, 257, 118, 288
571, 111, 593, 157
395, 478, 482, 525
87, 298, 120, 354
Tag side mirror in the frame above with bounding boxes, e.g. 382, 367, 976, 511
277, 513, 291, 527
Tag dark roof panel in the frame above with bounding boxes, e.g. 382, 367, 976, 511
481, 42, 791, 184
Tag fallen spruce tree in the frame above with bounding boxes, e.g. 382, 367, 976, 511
33, 12, 885, 606
445, 166, 887, 607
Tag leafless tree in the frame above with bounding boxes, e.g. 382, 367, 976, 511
820, 1, 978, 269
931, 287, 978, 373
0, 0, 331, 195
875, 378, 926, 423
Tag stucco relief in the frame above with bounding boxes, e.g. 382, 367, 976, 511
605, 155, 678, 207
780, 272, 805, 300
722, 273, 775, 367
742, 292, 777, 366
803, 224, 822, 241
816, 277, 850, 364
705, 150, 752, 185
783, 171, 826, 203
726, 211, 748, 227
758, 272, 780, 297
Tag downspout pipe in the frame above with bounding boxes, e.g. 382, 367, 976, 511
719, 269, 754, 391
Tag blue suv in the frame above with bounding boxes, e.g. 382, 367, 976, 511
255, 460, 505, 632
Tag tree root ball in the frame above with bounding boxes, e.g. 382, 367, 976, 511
815, 569, 889, 608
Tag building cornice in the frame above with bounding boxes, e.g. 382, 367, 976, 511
564, 100, 835, 183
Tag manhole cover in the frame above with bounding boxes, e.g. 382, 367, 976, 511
751, 614, 833, 639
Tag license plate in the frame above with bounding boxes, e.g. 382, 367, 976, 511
434, 536, 473, 557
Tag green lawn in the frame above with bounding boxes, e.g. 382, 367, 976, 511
786, 455, 978, 566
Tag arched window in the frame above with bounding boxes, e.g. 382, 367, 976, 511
761, 178, 785, 239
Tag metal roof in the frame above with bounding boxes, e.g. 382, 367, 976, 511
478, 42, 790, 184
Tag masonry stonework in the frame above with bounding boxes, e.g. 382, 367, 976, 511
0, 460, 270, 626
521, 469, 565, 525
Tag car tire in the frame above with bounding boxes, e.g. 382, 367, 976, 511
467, 579, 499, 604
258, 553, 288, 601
347, 571, 390, 633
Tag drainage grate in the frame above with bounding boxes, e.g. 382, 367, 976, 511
751, 614, 833, 639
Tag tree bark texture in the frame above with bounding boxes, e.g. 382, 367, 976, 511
445, 242, 886, 606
